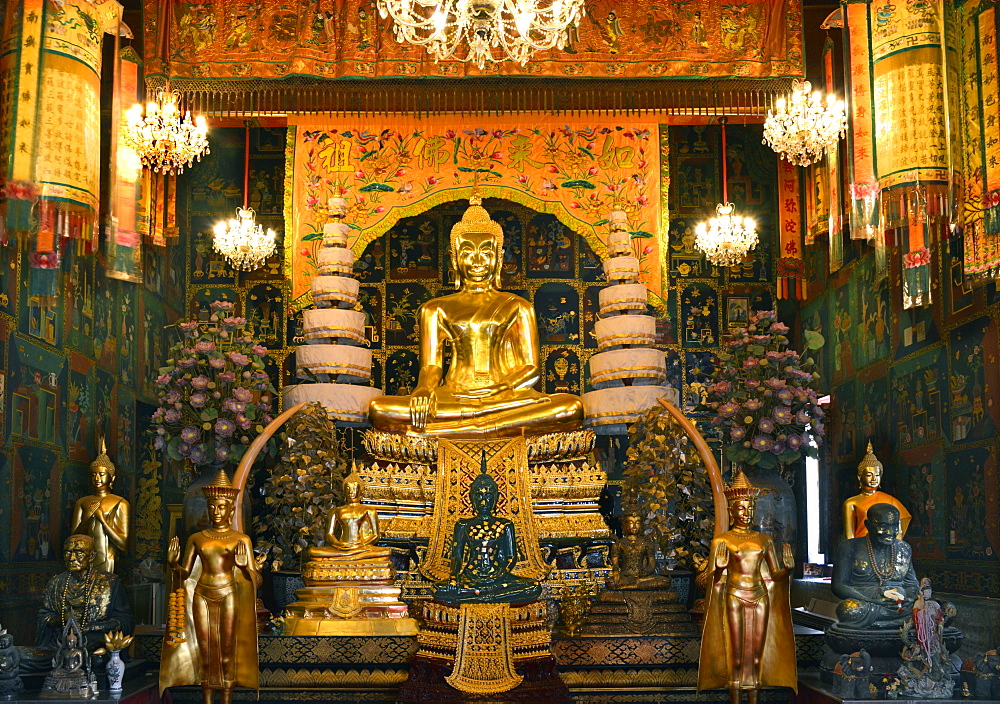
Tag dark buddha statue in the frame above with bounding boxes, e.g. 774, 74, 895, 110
610, 508, 670, 590
831, 503, 919, 629
432, 456, 542, 605
41, 615, 97, 698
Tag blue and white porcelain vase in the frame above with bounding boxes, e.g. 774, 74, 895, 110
106, 649, 125, 692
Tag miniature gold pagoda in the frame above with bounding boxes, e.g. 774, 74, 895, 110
282, 466, 418, 636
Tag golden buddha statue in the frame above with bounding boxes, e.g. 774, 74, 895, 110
282, 466, 417, 636
70, 439, 130, 574
698, 471, 797, 704
367, 195, 584, 438
843, 441, 911, 539
307, 465, 391, 562
610, 507, 671, 590
160, 470, 262, 704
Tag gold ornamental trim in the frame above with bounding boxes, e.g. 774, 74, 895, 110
362, 428, 596, 464
559, 668, 699, 688
591, 369, 667, 384
445, 603, 524, 695
296, 361, 372, 376
596, 333, 657, 350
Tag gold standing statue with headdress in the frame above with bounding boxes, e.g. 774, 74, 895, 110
843, 441, 911, 539
160, 470, 262, 704
368, 193, 584, 437
698, 471, 797, 704
71, 438, 130, 574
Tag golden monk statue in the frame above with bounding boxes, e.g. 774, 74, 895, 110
308, 465, 391, 562
843, 441, 911, 539
161, 470, 262, 704
610, 508, 670, 589
698, 471, 797, 704
71, 439, 130, 574
368, 195, 584, 437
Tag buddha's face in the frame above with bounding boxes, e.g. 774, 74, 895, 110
730, 499, 754, 528
865, 509, 899, 546
207, 497, 234, 528
344, 479, 361, 502
622, 513, 642, 537
454, 231, 498, 286
471, 479, 498, 515
66, 632, 78, 648
90, 465, 113, 492
859, 466, 881, 491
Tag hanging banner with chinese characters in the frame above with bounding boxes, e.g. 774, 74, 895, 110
823, 35, 844, 273
869, 1, 958, 308
145, 0, 803, 82
105, 45, 142, 282
843, 1, 878, 241
286, 117, 663, 311
776, 157, 805, 299
959, 2, 1000, 277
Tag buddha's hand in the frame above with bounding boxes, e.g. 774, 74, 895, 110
410, 386, 437, 428
167, 536, 181, 567
782, 542, 795, 570
234, 541, 250, 569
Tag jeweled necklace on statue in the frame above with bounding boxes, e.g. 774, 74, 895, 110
865, 535, 896, 585
61, 569, 98, 629
202, 527, 232, 540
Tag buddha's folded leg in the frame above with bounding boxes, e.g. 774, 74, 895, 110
836, 598, 904, 628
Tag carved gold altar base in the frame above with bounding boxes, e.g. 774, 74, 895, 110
396, 600, 571, 703
282, 557, 418, 636
360, 430, 609, 541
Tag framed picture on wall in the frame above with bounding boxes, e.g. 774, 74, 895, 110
726, 296, 750, 329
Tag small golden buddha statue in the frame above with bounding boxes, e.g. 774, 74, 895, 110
368, 195, 584, 437
161, 470, 262, 704
610, 508, 670, 590
70, 438, 130, 574
433, 457, 542, 605
698, 471, 797, 704
307, 465, 391, 562
843, 441, 911, 539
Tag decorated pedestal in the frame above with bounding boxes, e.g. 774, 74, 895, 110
396, 601, 570, 703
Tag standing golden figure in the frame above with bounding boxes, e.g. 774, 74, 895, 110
70, 439, 130, 574
160, 470, 262, 704
698, 471, 797, 704
368, 195, 583, 438
843, 441, 911, 539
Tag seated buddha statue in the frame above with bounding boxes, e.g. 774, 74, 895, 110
831, 503, 919, 630
610, 508, 671, 590
308, 465, 391, 563
843, 441, 911, 539
368, 195, 584, 438
433, 459, 542, 605
41, 617, 96, 698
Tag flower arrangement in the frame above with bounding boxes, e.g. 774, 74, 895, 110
707, 310, 825, 477
151, 301, 277, 468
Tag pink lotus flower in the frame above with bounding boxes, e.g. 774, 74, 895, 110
771, 441, 786, 455
758, 418, 776, 433
189, 392, 207, 408
219, 370, 237, 382
772, 406, 793, 424
195, 341, 216, 353
786, 434, 803, 450
752, 434, 773, 452
718, 401, 741, 418
156, 373, 172, 385
743, 398, 763, 411
730, 424, 746, 441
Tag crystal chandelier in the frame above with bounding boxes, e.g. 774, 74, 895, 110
123, 89, 209, 175
213, 208, 277, 271
377, 0, 586, 69
212, 124, 276, 271
763, 79, 847, 167
695, 118, 759, 267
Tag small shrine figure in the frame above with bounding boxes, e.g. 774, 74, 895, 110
282, 464, 417, 635
433, 456, 542, 605
831, 503, 919, 630
161, 470, 262, 704
610, 507, 670, 590
36, 534, 133, 653
698, 471, 797, 704
843, 442, 911, 539
40, 615, 97, 699
0, 627, 23, 697
71, 438, 130, 574
897, 577, 956, 698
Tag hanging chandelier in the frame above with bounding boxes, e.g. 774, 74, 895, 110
376, 0, 586, 69
122, 89, 209, 175
695, 118, 759, 268
212, 124, 276, 271
763, 79, 847, 167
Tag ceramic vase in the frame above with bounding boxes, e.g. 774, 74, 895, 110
106, 649, 124, 692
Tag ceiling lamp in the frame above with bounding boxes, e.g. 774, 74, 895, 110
377, 0, 585, 70
695, 118, 759, 268
763, 79, 847, 167
212, 124, 276, 271
123, 89, 209, 175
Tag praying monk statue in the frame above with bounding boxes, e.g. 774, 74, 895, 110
368, 195, 584, 437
